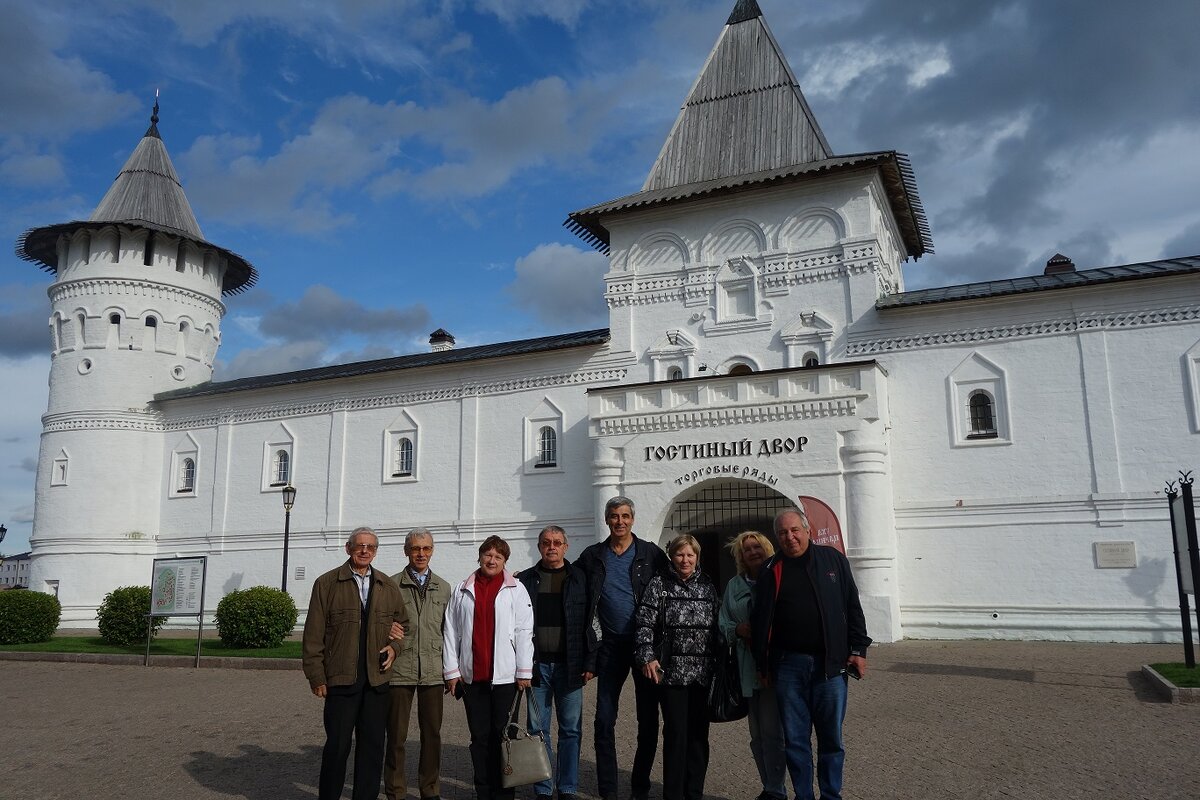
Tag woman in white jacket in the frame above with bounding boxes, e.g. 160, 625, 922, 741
444, 536, 534, 800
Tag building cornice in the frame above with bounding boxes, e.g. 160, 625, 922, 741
848, 302, 1200, 355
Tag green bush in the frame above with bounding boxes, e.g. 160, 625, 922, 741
0, 588, 62, 644
97, 585, 164, 646
216, 586, 298, 648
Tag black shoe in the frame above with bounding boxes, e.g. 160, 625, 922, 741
536, 795, 553, 800
421, 796, 442, 800
632, 793, 649, 800
559, 794, 577, 800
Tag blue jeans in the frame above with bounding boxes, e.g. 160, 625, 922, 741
528, 661, 584, 796
773, 653, 848, 800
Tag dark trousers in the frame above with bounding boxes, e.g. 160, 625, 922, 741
594, 637, 659, 799
385, 684, 445, 800
659, 684, 711, 800
321, 684, 390, 800
462, 681, 519, 800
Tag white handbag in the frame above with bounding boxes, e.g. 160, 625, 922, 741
500, 687, 553, 788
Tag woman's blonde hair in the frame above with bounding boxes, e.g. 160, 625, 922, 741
667, 533, 701, 559
727, 530, 775, 575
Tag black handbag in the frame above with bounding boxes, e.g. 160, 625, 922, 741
708, 638, 749, 723
500, 688, 553, 788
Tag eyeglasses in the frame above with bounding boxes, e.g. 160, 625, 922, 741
350, 543, 378, 552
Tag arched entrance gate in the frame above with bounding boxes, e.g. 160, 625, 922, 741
660, 479, 795, 594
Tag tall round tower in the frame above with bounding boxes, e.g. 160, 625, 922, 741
15, 102, 256, 622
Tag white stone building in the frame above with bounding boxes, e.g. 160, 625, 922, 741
16, 0, 1200, 642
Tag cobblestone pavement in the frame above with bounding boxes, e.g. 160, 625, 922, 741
1, 640, 1197, 799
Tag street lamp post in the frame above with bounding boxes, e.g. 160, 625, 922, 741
281, 485, 297, 594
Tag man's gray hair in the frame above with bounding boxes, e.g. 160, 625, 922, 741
405, 527, 434, 547
604, 496, 636, 517
347, 526, 378, 546
773, 507, 810, 531
539, 524, 567, 542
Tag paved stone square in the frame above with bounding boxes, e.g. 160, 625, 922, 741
1, 640, 1197, 799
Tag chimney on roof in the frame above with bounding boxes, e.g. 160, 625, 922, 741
1044, 253, 1075, 275
429, 328, 456, 352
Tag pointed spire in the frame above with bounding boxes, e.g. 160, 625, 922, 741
642, 3, 832, 191
145, 89, 161, 139
89, 108, 203, 239
727, 0, 763, 25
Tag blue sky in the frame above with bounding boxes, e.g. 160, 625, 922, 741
2, 0, 1199, 556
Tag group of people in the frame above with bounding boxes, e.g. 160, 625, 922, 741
301, 497, 870, 800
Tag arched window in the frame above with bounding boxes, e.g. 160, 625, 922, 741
536, 426, 557, 468
667, 366, 683, 381
967, 391, 997, 439
803, 352, 820, 368
728, 363, 754, 376
178, 458, 195, 493
394, 438, 414, 477
272, 449, 291, 486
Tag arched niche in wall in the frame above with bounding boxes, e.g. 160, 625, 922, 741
778, 208, 845, 252
383, 409, 420, 483
627, 231, 690, 274
947, 352, 1012, 447
704, 219, 767, 265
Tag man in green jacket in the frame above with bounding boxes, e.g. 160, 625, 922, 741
385, 527, 450, 800
303, 526, 408, 800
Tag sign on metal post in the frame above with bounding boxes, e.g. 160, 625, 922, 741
147, 557, 207, 668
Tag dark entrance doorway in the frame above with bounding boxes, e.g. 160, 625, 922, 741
660, 480, 794, 595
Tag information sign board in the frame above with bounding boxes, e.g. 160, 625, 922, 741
1172, 494, 1194, 595
150, 557, 207, 616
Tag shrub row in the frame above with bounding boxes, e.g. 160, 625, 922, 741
0, 589, 61, 644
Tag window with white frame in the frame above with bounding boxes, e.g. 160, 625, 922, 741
271, 449, 290, 485
1186, 338, 1200, 434
383, 410, 420, 483
51, 449, 69, 486
948, 352, 1011, 446
524, 397, 564, 474
394, 437, 414, 477
169, 433, 200, 498
178, 457, 196, 492
536, 426, 558, 468
262, 425, 296, 492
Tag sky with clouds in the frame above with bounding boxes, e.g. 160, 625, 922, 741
1, 0, 1198, 556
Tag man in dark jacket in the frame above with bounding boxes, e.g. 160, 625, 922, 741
750, 508, 870, 800
303, 526, 408, 800
517, 525, 599, 800
576, 497, 669, 800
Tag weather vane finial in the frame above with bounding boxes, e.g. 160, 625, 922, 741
152, 88, 160, 126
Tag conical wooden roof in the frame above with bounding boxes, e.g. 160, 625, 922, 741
641, 2, 832, 191
15, 105, 256, 294
88, 111, 204, 239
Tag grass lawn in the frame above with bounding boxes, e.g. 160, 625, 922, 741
0, 636, 301, 659
1150, 662, 1200, 688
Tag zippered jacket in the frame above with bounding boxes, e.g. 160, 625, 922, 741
576, 534, 670, 639
633, 568, 719, 686
389, 568, 449, 686
750, 544, 871, 680
443, 570, 534, 684
302, 561, 408, 690
516, 559, 600, 689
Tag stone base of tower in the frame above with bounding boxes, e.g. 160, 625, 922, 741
860, 592, 902, 644
29, 549, 155, 627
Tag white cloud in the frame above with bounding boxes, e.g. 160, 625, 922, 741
0, 152, 65, 186
506, 242, 608, 328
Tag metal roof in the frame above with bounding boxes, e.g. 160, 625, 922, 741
14, 104, 257, 295
877, 256, 1200, 309
566, 151, 933, 259
156, 328, 611, 401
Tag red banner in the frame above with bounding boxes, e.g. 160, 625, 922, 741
798, 496, 844, 554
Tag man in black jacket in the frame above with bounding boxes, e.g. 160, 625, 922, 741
751, 508, 870, 800
517, 525, 599, 800
576, 497, 669, 800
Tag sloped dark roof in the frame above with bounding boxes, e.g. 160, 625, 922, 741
566, 151, 933, 259
877, 256, 1200, 309
641, 2, 831, 193
157, 328, 611, 401
15, 106, 257, 295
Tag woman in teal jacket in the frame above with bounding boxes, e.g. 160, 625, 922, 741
718, 531, 787, 800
